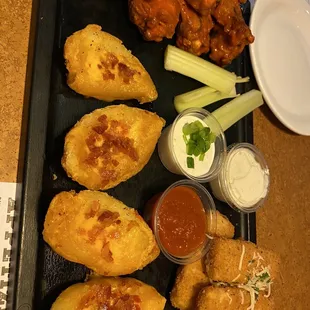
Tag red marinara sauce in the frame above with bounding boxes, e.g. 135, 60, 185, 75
155, 186, 207, 257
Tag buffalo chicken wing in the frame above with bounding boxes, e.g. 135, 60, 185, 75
129, 0, 181, 42
210, 0, 254, 65
185, 0, 217, 15
176, 0, 213, 56
129, 0, 255, 66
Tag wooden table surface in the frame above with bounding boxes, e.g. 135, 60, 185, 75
1, 0, 309, 308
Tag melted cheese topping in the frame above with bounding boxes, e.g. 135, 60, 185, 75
238, 265, 273, 310
212, 250, 273, 310
226, 291, 233, 305
264, 283, 272, 298
232, 273, 241, 282
240, 290, 244, 305
206, 233, 214, 240
239, 244, 246, 271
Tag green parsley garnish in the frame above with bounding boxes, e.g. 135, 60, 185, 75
187, 157, 194, 169
209, 132, 216, 143
182, 120, 216, 169
183, 134, 188, 144
259, 272, 270, 281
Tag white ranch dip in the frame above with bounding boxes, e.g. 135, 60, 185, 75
226, 148, 269, 208
210, 144, 269, 211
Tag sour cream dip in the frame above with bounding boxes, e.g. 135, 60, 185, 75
172, 115, 215, 177
158, 108, 226, 183
210, 143, 270, 213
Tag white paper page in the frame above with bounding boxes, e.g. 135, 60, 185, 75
0, 183, 17, 310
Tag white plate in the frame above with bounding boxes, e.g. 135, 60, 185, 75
249, 0, 310, 135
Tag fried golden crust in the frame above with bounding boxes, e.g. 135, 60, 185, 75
196, 286, 274, 310
170, 259, 209, 310
213, 210, 235, 238
51, 277, 166, 310
171, 210, 234, 309
43, 190, 160, 276
61, 104, 165, 190
64, 24, 158, 103
205, 238, 280, 284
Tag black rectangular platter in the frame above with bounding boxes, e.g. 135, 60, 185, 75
9, 0, 256, 309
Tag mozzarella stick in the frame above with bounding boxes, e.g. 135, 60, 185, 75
196, 286, 274, 310
170, 259, 209, 310
205, 238, 280, 284
212, 211, 235, 239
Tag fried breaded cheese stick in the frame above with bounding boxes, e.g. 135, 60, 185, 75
213, 210, 235, 239
170, 259, 210, 310
196, 286, 274, 310
205, 238, 280, 284
170, 210, 234, 309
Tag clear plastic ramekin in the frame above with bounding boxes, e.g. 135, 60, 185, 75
210, 143, 270, 213
158, 108, 227, 183
145, 179, 217, 265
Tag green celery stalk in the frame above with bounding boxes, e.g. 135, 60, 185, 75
174, 86, 238, 113
164, 45, 249, 94
211, 90, 264, 132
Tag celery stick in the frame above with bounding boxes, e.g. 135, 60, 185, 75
211, 90, 264, 132
236, 76, 250, 83
164, 45, 243, 94
174, 86, 237, 113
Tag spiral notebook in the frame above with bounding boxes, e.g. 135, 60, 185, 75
0, 183, 17, 310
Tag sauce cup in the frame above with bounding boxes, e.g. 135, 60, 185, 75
145, 179, 217, 265
158, 108, 227, 183
210, 143, 270, 213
